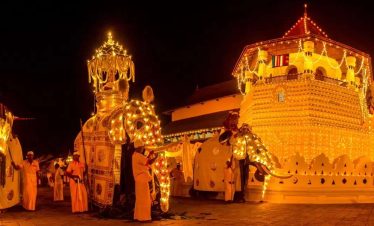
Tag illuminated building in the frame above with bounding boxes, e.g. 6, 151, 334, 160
163, 5, 374, 203
232, 5, 374, 203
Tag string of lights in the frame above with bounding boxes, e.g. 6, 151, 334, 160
153, 152, 170, 212
236, 38, 370, 99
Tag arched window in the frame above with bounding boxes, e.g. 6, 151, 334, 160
315, 67, 326, 81
286, 66, 298, 80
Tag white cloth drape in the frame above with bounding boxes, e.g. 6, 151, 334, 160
164, 136, 201, 183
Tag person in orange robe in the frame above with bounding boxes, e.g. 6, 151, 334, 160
53, 163, 64, 201
12, 151, 40, 211
132, 145, 157, 222
224, 160, 235, 202
66, 151, 88, 213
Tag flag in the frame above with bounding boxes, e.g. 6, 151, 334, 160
272, 54, 289, 67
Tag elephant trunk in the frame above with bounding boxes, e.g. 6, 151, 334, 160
251, 162, 292, 179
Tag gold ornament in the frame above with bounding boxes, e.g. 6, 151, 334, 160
87, 32, 135, 93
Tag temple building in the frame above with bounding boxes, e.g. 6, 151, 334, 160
234, 5, 374, 162
233, 5, 374, 203
164, 5, 374, 203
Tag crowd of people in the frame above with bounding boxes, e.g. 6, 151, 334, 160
10, 145, 161, 222
12, 151, 89, 213
10, 143, 239, 222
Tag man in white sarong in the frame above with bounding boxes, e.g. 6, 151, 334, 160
170, 163, 184, 196
224, 160, 235, 202
53, 163, 64, 201
132, 143, 157, 222
12, 151, 40, 211
66, 151, 88, 213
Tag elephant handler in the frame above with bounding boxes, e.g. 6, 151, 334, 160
66, 151, 88, 213
132, 141, 158, 222
224, 160, 235, 203
12, 151, 40, 211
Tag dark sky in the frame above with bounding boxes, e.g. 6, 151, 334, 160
0, 0, 373, 156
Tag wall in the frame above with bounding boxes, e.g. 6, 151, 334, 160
240, 78, 373, 163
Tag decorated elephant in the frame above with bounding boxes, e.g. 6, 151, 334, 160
193, 111, 291, 197
0, 104, 24, 210
74, 33, 169, 214
231, 123, 291, 181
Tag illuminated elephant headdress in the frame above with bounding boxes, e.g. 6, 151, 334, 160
0, 104, 14, 154
107, 86, 162, 146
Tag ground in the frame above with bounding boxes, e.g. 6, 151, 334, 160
2, 187, 374, 226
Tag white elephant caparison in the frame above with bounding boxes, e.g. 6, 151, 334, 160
193, 124, 292, 194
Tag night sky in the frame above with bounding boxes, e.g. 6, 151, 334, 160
1, 0, 373, 156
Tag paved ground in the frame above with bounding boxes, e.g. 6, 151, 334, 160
2, 187, 374, 225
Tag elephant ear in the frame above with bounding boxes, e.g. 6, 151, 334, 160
142, 85, 154, 103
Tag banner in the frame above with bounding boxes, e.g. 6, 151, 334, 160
272, 54, 289, 67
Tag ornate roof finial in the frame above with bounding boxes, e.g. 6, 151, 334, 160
283, 3, 328, 38
107, 31, 114, 45
303, 4, 309, 34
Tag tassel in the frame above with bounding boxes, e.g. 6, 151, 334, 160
130, 60, 135, 83
0, 153, 5, 187
88, 65, 91, 83
118, 79, 129, 101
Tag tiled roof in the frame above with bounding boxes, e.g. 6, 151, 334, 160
162, 109, 237, 135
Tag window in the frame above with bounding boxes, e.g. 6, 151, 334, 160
315, 67, 326, 81
287, 66, 298, 80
